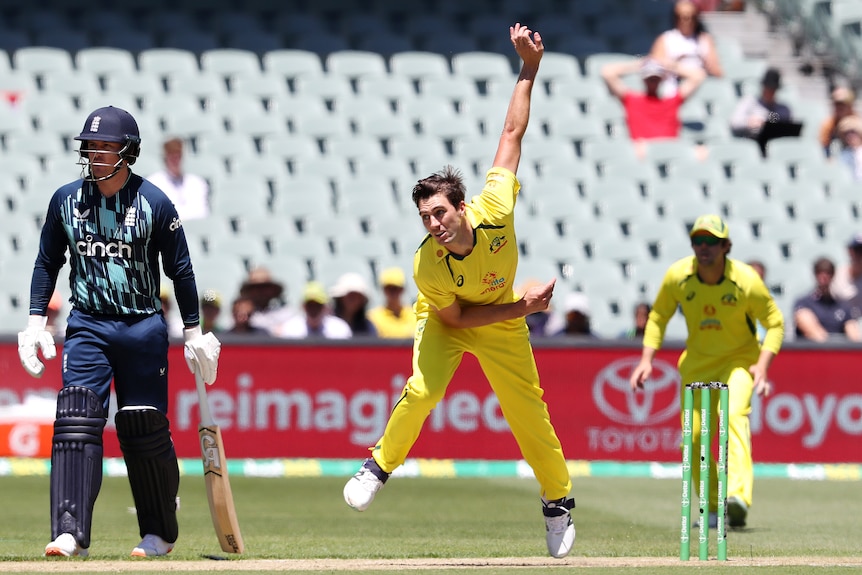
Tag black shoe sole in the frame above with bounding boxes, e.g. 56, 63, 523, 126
727, 500, 747, 528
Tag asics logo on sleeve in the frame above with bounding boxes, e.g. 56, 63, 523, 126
76, 234, 132, 258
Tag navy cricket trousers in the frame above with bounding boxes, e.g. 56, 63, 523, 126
62, 309, 171, 413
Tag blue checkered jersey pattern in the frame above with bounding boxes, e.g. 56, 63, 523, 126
30, 174, 199, 325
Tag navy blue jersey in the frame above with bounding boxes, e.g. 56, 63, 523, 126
29, 173, 199, 326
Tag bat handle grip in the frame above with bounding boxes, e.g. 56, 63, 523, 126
194, 368, 215, 427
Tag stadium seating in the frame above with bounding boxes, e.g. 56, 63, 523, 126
0, 1, 853, 338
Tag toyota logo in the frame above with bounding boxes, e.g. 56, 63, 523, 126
593, 357, 680, 425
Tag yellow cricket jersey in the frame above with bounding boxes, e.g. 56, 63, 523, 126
413, 167, 521, 320
644, 256, 784, 362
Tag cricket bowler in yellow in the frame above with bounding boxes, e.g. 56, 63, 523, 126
630, 214, 784, 529
343, 23, 575, 559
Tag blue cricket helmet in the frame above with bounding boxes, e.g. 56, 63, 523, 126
75, 106, 141, 170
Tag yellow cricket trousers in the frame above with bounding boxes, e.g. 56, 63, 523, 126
373, 316, 572, 500
681, 360, 755, 511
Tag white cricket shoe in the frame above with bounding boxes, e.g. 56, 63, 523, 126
543, 497, 576, 558
343, 458, 389, 511
44, 533, 88, 557
130, 534, 174, 557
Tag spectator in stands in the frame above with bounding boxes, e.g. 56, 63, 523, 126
747, 259, 766, 281
832, 233, 862, 319
553, 292, 596, 338
600, 57, 706, 158
367, 267, 416, 339
836, 115, 862, 181
698, 0, 746, 10
331, 272, 377, 337
146, 137, 210, 221
238, 266, 295, 334
729, 67, 795, 155
649, 0, 723, 96
225, 296, 268, 335
793, 256, 861, 342
200, 289, 222, 334
273, 281, 351, 339
818, 86, 858, 158
619, 302, 651, 340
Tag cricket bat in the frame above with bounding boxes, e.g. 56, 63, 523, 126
195, 369, 245, 554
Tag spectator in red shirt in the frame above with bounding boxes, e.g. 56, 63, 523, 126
600, 57, 705, 157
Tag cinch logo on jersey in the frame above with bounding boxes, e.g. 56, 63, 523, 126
76, 234, 132, 258
169, 217, 182, 231
480, 271, 507, 295
488, 235, 507, 254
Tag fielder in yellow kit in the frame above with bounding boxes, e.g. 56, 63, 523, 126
343, 23, 575, 559
630, 214, 784, 529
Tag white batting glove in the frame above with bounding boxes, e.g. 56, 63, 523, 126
183, 326, 221, 385
18, 315, 56, 378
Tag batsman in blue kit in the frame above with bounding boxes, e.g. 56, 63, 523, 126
17, 106, 222, 558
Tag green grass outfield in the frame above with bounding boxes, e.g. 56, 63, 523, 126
0, 471, 860, 574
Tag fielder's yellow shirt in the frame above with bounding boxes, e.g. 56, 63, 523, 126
367, 305, 417, 339
413, 167, 520, 319
644, 256, 784, 366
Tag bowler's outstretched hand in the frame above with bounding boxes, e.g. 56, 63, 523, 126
510, 23, 543, 65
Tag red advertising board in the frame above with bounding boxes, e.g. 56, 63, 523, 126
0, 342, 859, 462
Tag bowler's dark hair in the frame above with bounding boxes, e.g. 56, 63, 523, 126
412, 165, 466, 208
